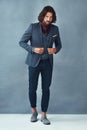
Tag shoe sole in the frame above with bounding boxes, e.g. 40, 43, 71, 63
41, 120, 51, 125
31, 118, 38, 122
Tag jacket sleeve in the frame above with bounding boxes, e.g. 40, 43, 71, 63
55, 26, 62, 54
19, 24, 34, 53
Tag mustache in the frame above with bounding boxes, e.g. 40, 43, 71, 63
46, 21, 51, 23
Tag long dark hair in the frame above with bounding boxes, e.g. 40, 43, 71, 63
38, 6, 56, 23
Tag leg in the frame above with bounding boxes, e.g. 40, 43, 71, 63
28, 66, 40, 109
28, 66, 40, 122
41, 60, 52, 113
40, 60, 52, 125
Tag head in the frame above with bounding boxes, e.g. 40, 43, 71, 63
38, 6, 56, 25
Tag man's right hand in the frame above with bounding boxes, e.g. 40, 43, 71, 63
33, 48, 44, 54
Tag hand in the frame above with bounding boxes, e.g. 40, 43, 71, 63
33, 48, 44, 54
47, 48, 57, 54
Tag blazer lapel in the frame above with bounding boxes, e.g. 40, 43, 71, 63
46, 25, 53, 46
38, 22, 43, 46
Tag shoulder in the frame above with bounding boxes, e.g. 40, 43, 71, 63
30, 22, 39, 27
51, 24, 60, 34
51, 24, 59, 30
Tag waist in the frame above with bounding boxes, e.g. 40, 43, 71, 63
40, 54, 49, 60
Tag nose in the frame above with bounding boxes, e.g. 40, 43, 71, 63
47, 17, 50, 21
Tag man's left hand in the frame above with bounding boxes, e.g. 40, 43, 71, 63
47, 48, 57, 54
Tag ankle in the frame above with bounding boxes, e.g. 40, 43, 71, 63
32, 108, 37, 113
42, 112, 46, 117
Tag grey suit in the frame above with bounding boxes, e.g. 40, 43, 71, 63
19, 22, 62, 68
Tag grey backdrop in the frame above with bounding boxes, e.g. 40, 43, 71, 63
0, 0, 87, 113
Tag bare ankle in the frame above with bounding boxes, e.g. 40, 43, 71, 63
42, 112, 46, 117
32, 108, 37, 113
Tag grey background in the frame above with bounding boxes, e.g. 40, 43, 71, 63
0, 0, 87, 113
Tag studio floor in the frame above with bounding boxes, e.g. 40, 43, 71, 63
0, 114, 87, 130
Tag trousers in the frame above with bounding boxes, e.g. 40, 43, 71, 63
28, 59, 52, 112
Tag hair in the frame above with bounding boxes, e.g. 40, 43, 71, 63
38, 6, 57, 23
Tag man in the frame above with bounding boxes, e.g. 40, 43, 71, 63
19, 6, 62, 125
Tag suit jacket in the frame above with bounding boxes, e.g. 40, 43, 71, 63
19, 22, 62, 68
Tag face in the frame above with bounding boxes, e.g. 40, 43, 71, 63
43, 12, 53, 25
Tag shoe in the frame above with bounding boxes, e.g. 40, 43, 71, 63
30, 112, 38, 122
41, 116, 51, 125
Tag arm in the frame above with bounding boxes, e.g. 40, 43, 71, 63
47, 26, 62, 54
19, 24, 34, 53
19, 24, 44, 54
54, 26, 62, 54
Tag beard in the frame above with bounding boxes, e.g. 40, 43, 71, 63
43, 20, 51, 26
